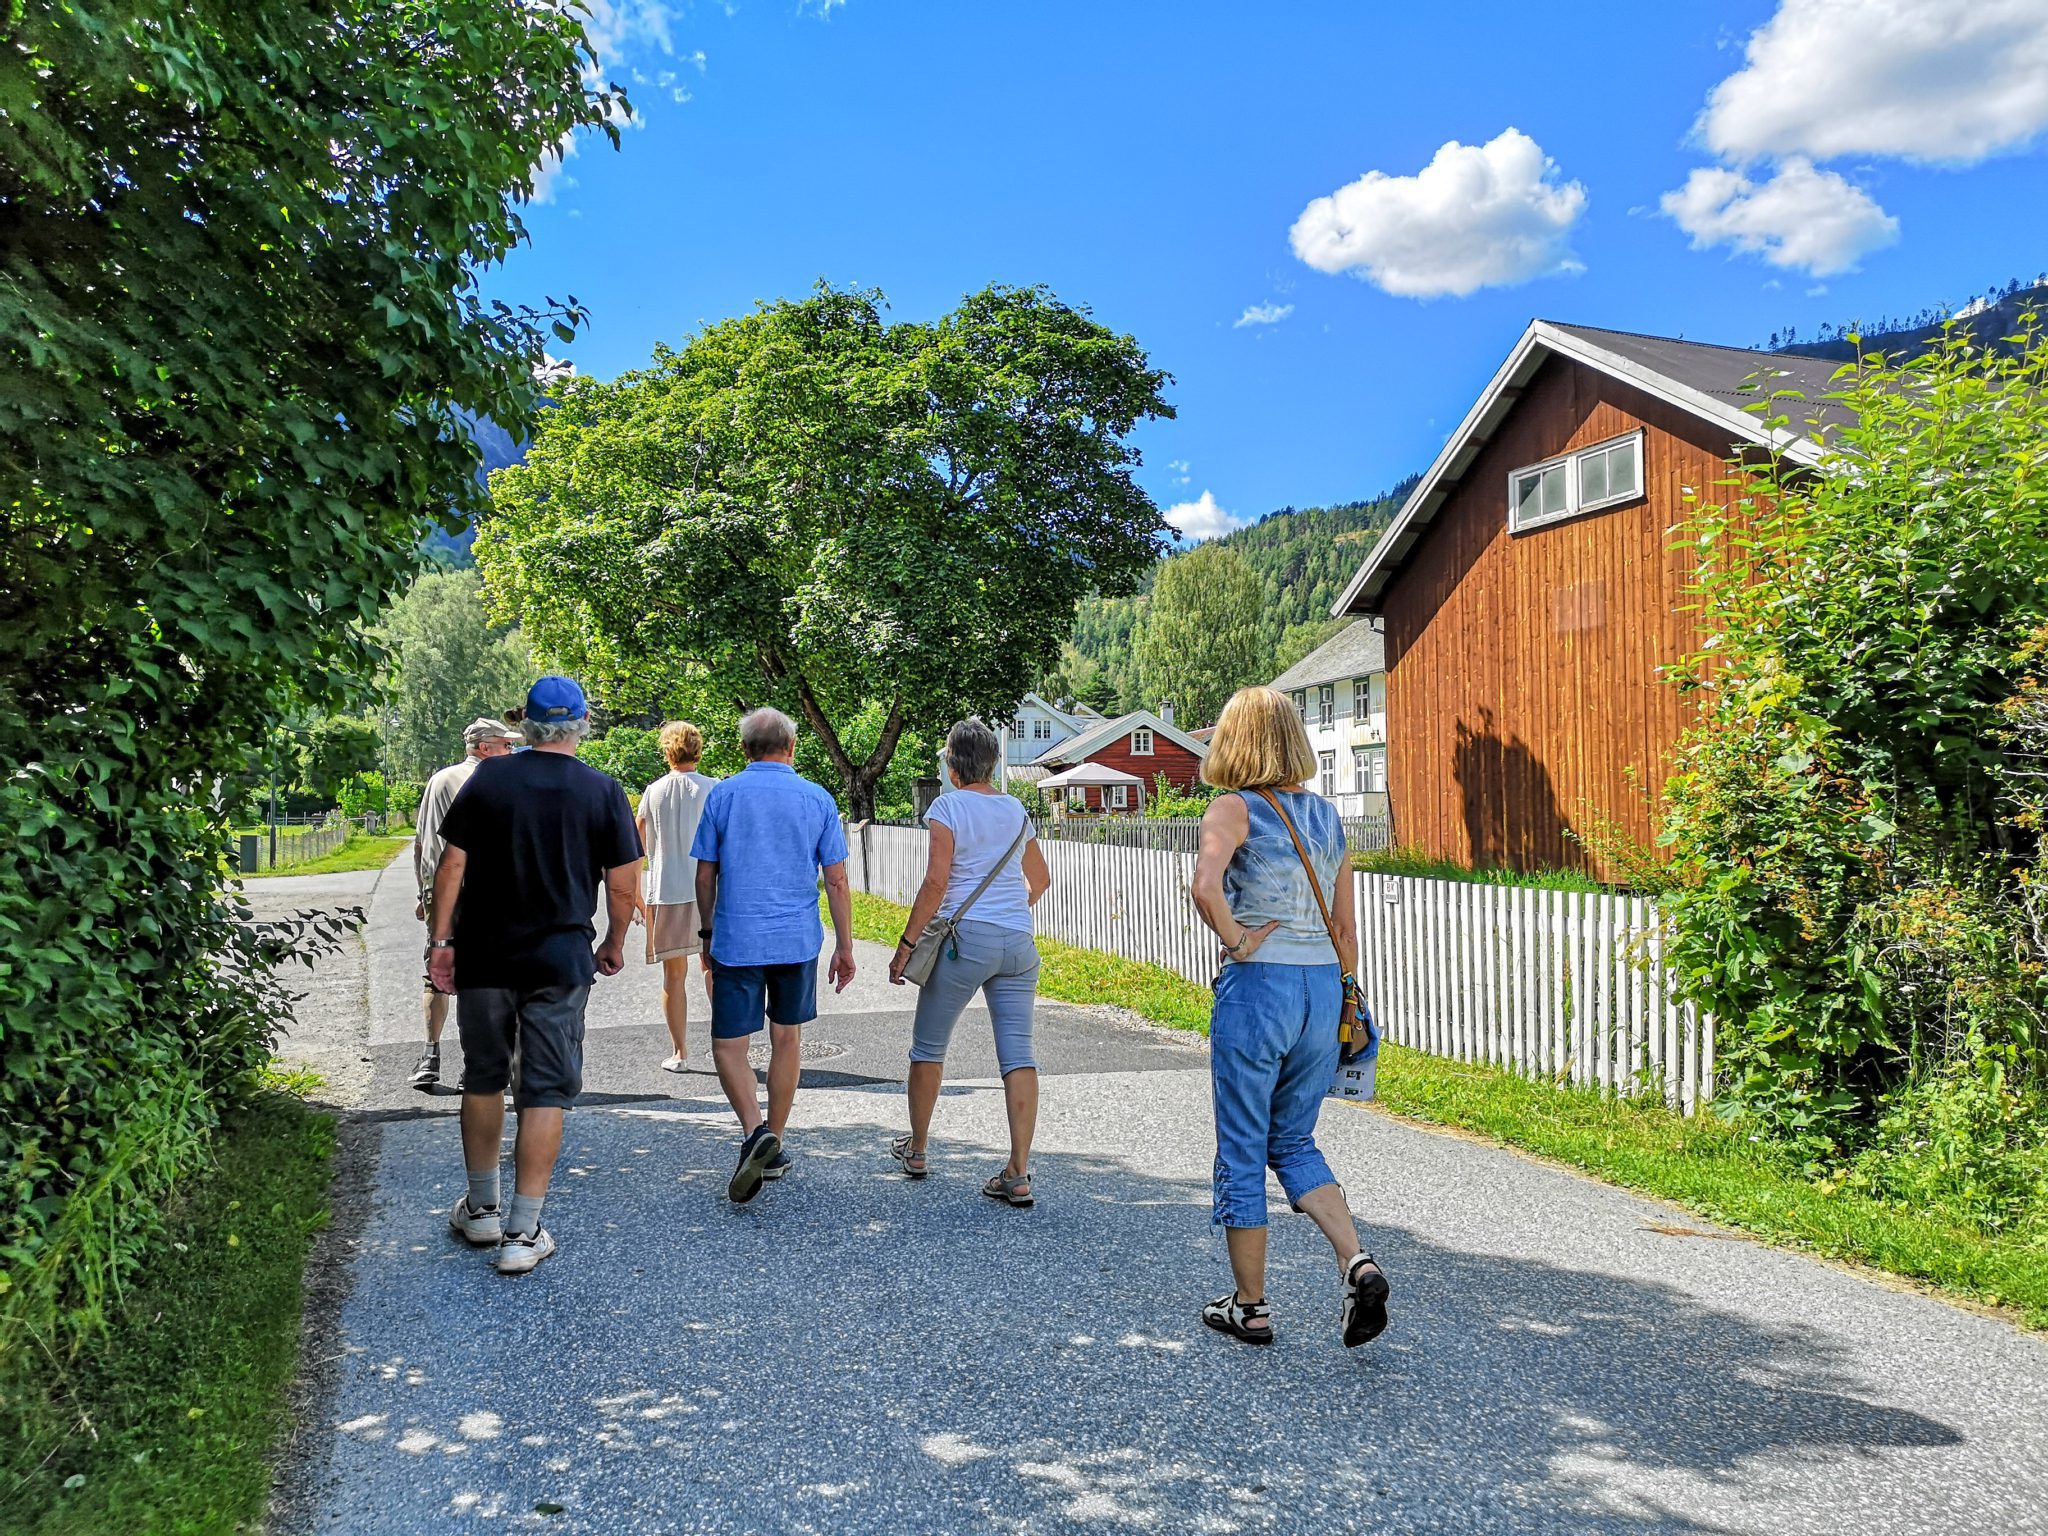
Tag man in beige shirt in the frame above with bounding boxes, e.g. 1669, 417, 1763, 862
411, 716, 521, 1089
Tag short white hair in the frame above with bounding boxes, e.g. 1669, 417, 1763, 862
521, 715, 590, 747
739, 707, 796, 759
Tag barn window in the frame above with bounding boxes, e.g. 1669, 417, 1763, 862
1508, 430, 1644, 533
1130, 727, 1155, 755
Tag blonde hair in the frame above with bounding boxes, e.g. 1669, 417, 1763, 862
1201, 687, 1317, 791
659, 720, 703, 770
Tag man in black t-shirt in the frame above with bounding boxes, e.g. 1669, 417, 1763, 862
426, 676, 642, 1275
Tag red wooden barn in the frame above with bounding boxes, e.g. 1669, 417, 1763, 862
1025, 708, 1207, 812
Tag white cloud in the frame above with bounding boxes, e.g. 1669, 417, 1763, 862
1163, 491, 1244, 542
1289, 128, 1587, 298
1701, 0, 2048, 165
1233, 302, 1294, 328
1661, 158, 1899, 275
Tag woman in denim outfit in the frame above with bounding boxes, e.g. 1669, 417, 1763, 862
1189, 686, 1390, 1348
887, 719, 1052, 1204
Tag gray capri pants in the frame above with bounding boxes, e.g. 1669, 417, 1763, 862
909, 919, 1041, 1075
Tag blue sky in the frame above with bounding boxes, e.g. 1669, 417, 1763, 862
487, 0, 2048, 538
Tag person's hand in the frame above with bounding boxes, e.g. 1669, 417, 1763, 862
888, 940, 909, 986
595, 935, 625, 977
829, 945, 857, 993
698, 950, 714, 979
414, 900, 425, 923
427, 946, 455, 994
1218, 919, 1281, 966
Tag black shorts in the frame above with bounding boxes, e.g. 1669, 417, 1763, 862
457, 984, 591, 1109
709, 960, 817, 1038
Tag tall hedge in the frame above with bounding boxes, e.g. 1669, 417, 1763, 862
0, 0, 615, 1368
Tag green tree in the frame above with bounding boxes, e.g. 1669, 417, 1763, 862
480, 283, 1174, 818
299, 716, 383, 799
0, 0, 615, 1387
381, 570, 535, 779
1133, 542, 1265, 727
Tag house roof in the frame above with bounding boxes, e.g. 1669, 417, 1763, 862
1332, 319, 1853, 617
1040, 761, 1145, 789
1269, 620, 1386, 693
1030, 708, 1210, 767
1015, 691, 1083, 732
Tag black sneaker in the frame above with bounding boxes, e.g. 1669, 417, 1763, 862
762, 1147, 792, 1181
409, 1046, 440, 1090
727, 1126, 781, 1204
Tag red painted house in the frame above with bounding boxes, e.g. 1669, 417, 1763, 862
1023, 708, 1208, 811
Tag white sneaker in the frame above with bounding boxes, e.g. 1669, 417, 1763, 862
495, 1226, 556, 1275
448, 1196, 502, 1247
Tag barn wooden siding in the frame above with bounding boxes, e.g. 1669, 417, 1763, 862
1380, 355, 1755, 876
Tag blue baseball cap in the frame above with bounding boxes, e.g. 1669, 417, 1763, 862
525, 675, 588, 722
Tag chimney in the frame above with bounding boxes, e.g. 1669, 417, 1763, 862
1159, 700, 1174, 726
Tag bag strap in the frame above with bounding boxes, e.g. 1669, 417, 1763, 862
1249, 788, 1347, 970
945, 806, 1032, 926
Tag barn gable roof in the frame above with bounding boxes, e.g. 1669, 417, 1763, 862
1332, 320, 1849, 618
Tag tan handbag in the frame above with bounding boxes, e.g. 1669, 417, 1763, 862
901, 815, 1032, 987
1251, 788, 1369, 1059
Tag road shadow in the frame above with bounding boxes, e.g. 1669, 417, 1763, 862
287, 1106, 1964, 1536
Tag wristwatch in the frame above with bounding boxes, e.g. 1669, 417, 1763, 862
429, 939, 455, 950
698, 927, 714, 941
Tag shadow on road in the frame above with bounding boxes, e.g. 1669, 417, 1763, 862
285, 1104, 1963, 1535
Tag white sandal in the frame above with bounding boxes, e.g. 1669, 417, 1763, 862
660, 1053, 687, 1073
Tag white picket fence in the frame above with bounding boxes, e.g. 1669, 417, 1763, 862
850, 823, 1715, 1112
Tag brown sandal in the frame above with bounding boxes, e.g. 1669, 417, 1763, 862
981, 1169, 1033, 1207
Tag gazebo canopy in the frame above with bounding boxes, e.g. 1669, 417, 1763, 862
1038, 762, 1144, 791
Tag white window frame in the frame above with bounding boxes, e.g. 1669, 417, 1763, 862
1352, 677, 1370, 719
1319, 750, 1336, 796
1354, 745, 1386, 793
1106, 783, 1129, 809
1317, 685, 1334, 727
1130, 727, 1154, 756
1009, 719, 1025, 740
1032, 718, 1053, 741
1508, 429, 1644, 534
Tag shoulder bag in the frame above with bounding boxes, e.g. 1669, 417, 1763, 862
1250, 789, 1380, 1096
901, 812, 1032, 987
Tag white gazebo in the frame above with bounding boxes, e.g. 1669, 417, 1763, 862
1037, 761, 1146, 816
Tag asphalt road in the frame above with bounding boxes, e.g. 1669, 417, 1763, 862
257, 849, 2048, 1535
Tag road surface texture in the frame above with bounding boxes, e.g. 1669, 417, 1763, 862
253, 849, 2048, 1535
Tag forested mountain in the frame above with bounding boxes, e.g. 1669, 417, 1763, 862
1047, 482, 1413, 719
1766, 274, 2048, 359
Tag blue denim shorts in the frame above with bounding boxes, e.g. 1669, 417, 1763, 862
1208, 960, 1342, 1228
709, 960, 817, 1038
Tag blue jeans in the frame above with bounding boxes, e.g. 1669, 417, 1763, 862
908, 920, 1040, 1075
1209, 960, 1342, 1228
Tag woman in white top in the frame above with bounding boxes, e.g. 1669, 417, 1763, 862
637, 721, 717, 1071
887, 718, 1052, 1204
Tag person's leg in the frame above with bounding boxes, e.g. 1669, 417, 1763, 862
984, 931, 1041, 1178
424, 988, 448, 1045
500, 984, 589, 1239
761, 961, 817, 1139
1206, 963, 1286, 1331
451, 989, 515, 1240
1267, 965, 1359, 1266
710, 964, 766, 1133
661, 956, 691, 1059
904, 941, 978, 1156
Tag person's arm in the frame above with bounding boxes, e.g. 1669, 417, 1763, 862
1331, 842, 1358, 969
1189, 795, 1278, 965
822, 860, 856, 993
694, 858, 718, 974
1021, 839, 1050, 906
888, 824, 956, 984
413, 780, 441, 921
596, 862, 637, 976
634, 812, 650, 921
425, 845, 466, 994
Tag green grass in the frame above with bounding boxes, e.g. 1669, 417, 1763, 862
240, 831, 410, 879
850, 888, 2048, 1327
2, 1094, 337, 1534
1352, 844, 1607, 892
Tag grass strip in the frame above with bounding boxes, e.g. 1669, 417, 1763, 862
240, 831, 411, 879
2, 1094, 337, 1534
848, 888, 2048, 1328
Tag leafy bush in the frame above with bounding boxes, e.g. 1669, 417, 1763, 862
335, 771, 390, 820
0, 0, 612, 1390
1661, 317, 2048, 1209
1144, 774, 1213, 819
386, 778, 428, 825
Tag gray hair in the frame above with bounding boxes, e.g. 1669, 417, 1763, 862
521, 714, 590, 747
943, 718, 1001, 786
739, 706, 797, 760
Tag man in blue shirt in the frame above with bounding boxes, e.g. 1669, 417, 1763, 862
691, 707, 855, 1203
